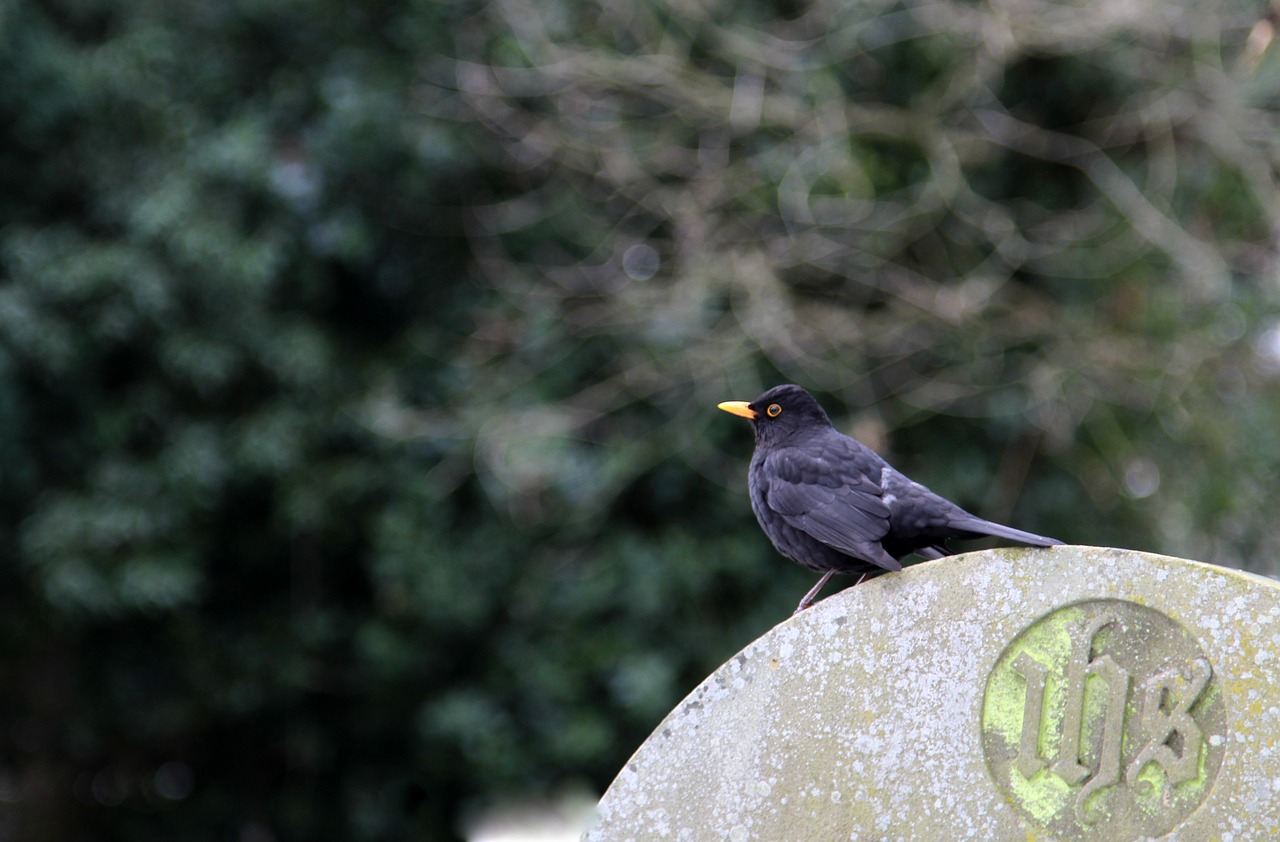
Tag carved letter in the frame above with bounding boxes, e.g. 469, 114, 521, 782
1054, 614, 1129, 788
1075, 651, 1131, 824
1012, 652, 1049, 778
1126, 658, 1212, 789
1051, 618, 1095, 786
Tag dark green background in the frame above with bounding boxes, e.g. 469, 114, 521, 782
4, 0, 1280, 838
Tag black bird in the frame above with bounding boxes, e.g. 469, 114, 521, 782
719, 385, 1060, 614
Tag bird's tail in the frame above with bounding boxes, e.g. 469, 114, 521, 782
966, 519, 1060, 547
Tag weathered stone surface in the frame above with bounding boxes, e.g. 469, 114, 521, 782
585, 546, 1280, 841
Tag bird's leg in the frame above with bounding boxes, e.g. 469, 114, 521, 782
793, 571, 876, 615
794, 570, 837, 615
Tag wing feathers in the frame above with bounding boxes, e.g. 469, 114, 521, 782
762, 444, 896, 567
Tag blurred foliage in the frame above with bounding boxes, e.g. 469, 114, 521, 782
2, 0, 1280, 838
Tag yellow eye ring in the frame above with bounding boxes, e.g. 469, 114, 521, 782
766, 403, 782, 417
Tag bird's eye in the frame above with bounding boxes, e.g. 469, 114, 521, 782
766, 403, 782, 417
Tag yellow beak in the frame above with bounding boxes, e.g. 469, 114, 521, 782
717, 401, 757, 419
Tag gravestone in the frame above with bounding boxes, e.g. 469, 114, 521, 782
585, 546, 1280, 840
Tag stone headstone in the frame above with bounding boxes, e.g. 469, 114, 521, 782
585, 546, 1280, 840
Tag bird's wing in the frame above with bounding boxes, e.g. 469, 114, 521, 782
762, 441, 898, 569
881, 474, 972, 538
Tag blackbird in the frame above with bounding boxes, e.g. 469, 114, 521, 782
718, 384, 1060, 614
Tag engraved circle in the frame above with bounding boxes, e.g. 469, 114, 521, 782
981, 599, 1226, 840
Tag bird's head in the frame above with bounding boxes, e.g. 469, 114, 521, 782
717, 384, 833, 446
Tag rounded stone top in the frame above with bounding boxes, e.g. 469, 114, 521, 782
585, 546, 1280, 841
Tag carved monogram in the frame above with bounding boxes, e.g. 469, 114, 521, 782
982, 600, 1226, 838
